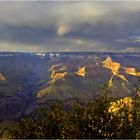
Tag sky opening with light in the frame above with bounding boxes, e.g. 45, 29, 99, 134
0, 1, 140, 52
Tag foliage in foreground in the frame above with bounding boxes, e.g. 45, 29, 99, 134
10, 80, 140, 139
10, 96, 140, 139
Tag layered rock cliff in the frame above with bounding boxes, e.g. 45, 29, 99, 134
50, 71, 67, 83
123, 67, 140, 76
49, 63, 67, 72
102, 56, 140, 86
0, 73, 6, 81
102, 57, 128, 86
36, 56, 140, 98
102, 56, 121, 75
75, 66, 86, 77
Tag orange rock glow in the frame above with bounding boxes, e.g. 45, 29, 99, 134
75, 66, 86, 77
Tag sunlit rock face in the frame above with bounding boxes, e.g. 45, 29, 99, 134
124, 67, 140, 76
102, 57, 120, 75
37, 85, 56, 97
50, 71, 67, 82
47, 63, 67, 84
102, 57, 127, 86
49, 63, 67, 72
116, 74, 128, 82
102, 56, 140, 87
108, 75, 113, 87
37, 63, 68, 97
0, 73, 6, 81
37, 56, 140, 99
75, 66, 86, 77
108, 97, 133, 113
103, 57, 140, 84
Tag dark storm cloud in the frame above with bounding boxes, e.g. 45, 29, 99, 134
0, 24, 57, 45
0, 1, 140, 52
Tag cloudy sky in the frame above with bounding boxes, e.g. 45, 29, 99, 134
0, 1, 140, 52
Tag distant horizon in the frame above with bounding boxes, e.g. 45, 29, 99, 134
0, 51, 140, 54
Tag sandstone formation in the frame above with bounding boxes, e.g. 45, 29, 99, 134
0, 73, 6, 81
102, 56, 120, 75
75, 66, 86, 77
116, 74, 128, 82
102, 57, 128, 86
48, 70, 67, 84
49, 63, 67, 72
124, 67, 140, 76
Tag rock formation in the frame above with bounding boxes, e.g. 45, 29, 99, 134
102, 56, 120, 75
108, 75, 113, 87
123, 67, 140, 76
116, 74, 128, 82
49, 63, 67, 72
75, 66, 86, 77
50, 70, 67, 80
102, 57, 128, 86
48, 70, 67, 84
0, 73, 6, 81
37, 85, 56, 97
47, 63, 67, 84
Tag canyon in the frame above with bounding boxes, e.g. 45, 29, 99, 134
0, 52, 140, 137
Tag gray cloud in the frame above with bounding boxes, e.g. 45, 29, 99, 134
0, 1, 140, 52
